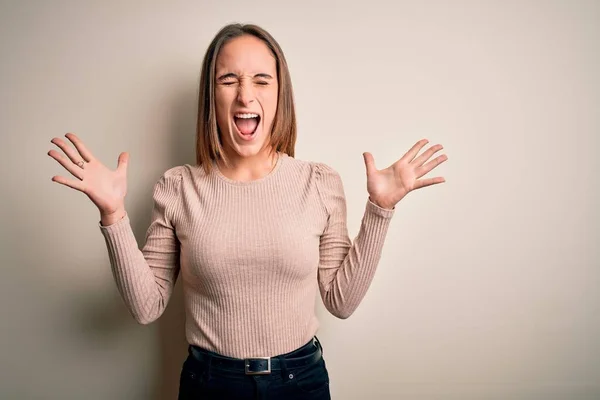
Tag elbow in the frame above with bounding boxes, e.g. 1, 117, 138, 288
131, 295, 166, 325
333, 311, 352, 320
322, 291, 356, 319
326, 305, 355, 320
131, 307, 161, 325
135, 315, 156, 325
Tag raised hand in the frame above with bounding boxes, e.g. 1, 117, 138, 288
363, 139, 448, 209
48, 133, 129, 223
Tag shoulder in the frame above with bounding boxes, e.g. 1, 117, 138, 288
151, 166, 186, 223
310, 161, 343, 192
153, 165, 185, 195
284, 156, 341, 181
311, 161, 341, 181
161, 165, 185, 181
292, 159, 345, 215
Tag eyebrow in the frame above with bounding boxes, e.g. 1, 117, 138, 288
216, 73, 274, 81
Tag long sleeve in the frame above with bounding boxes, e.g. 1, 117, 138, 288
314, 162, 395, 319
98, 167, 183, 324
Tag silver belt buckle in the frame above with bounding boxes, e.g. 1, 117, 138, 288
244, 357, 271, 375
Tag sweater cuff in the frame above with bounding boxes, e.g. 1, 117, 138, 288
98, 211, 140, 259
365, 198, 395, 219
98, 212, 130, 231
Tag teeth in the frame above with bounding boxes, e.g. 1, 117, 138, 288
235, 113, 259, 119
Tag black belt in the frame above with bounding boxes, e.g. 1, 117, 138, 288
189, 338, 323, 375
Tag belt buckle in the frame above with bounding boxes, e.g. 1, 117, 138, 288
244, 357, 271, 375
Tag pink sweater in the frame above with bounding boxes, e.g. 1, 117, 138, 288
99, 152, 395, 358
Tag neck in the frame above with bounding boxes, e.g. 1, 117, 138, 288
216, 147, 280, 182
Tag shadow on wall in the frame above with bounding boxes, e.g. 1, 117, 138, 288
81, 83, 195, 399
67, 278, 186, 399
155, 280, 187, 400
152, 84, 198, 400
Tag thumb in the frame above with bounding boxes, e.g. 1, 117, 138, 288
117, 152, 129, 173
363, 152, 376, 175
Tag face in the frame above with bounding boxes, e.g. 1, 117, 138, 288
214, 35, 279, 160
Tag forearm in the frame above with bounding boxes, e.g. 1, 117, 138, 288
320, 199, 394, 318
99, 213, 173, 324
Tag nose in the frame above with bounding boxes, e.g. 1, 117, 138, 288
236, 81, 255, 106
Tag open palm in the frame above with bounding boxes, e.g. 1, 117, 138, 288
48, 133, 129, 216
363, 139, 448, 209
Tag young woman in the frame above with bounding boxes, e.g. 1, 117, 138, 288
48, 23, 447, 400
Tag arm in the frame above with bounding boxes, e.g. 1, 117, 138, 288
315, 163, 395, 319
98, 167, 183, 324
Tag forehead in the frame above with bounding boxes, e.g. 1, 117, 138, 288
215, 35, 276, 74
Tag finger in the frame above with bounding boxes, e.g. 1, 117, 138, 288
47, 149, 84, 180
412, 144, 443, 166
50, 136, 87, 167
65, 133, 95, 162
362, 152, 376, 175
50, 174, 87, 193
399, 139, 429, 164
413, 176, 446, 190
418, 154, 448, 177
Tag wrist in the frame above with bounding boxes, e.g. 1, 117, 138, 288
369, 197, 395, 210
100, 207, 126, 226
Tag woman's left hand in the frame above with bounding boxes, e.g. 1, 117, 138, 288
363, 139, 448, 210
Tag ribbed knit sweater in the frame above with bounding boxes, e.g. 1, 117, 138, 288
99, 152, 395, 359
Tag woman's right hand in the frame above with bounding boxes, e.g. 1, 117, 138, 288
48, 133, 129, 225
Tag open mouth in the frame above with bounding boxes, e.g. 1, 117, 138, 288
233, 113, 261, 137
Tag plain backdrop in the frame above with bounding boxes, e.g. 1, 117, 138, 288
1, 0, 598, 399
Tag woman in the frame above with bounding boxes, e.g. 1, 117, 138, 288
48, 23, 447, 400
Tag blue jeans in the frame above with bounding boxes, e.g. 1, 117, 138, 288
178, 336, 331, 399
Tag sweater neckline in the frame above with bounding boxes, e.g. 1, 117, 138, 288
211, 152, 286, 186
